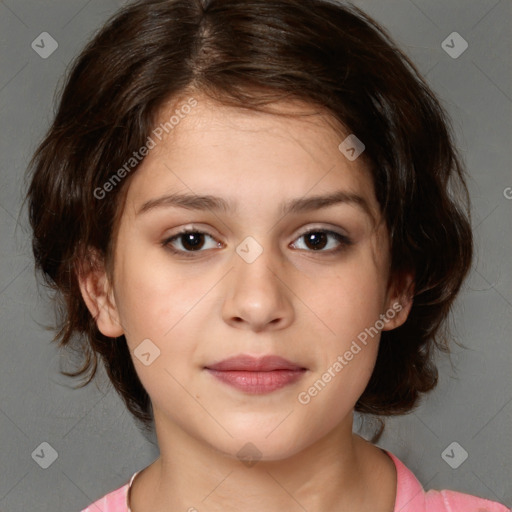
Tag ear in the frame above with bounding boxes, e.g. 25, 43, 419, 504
382, 271, 414, 331
76, 252, 124, 338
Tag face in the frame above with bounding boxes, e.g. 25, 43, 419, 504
83, 94, 411, 461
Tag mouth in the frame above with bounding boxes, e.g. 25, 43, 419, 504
204, 355, 307, 394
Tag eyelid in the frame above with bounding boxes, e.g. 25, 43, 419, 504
293, 225, 350, 241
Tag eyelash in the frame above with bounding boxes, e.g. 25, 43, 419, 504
161, 227, 352, 258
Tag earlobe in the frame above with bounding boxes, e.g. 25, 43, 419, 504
77, 260, 124, 338
382, 272, 414, 331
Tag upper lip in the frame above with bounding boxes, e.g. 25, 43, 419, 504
205, 355, 306, 372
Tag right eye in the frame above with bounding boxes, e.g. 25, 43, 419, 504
161, 228, 223, 256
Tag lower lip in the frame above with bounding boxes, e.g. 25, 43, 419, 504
206, 369, 306, 394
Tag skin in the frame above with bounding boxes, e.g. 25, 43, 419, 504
79, 93, 413, 512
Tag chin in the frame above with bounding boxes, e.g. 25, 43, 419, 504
205, 423, 312, 463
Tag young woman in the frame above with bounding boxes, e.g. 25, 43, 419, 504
26, 1, 509, 511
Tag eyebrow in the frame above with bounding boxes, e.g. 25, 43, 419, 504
137, 190, 374, 221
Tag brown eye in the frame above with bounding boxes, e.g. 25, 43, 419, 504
162, 229, 221, 256
180, 232, 206, 251
291, 229, 352, 253
303, 231, 328, 250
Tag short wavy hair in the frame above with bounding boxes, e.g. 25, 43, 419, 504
27, 0, 473, 432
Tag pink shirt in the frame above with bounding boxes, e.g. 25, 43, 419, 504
81, 450, 510, 512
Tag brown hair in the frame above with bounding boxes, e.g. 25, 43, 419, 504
26, 0, 473, 432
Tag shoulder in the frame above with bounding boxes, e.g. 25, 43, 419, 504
80, 473, 136, 512
425, 489, 511, 512
384, 450, 510, 512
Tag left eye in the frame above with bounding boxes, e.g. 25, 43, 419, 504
291, 229, 351, 252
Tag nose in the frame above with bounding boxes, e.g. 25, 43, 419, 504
221, 243, 294, 332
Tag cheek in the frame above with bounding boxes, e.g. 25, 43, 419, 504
294, 254, 386, 414
112, 241, 208, 343
295, 338, 379, 444
112, 252, 207, 404
112, 242, 219, 398
302, 260, 387, 347
297, 301, 381, 422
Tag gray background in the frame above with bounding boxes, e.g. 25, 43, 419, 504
0, 0, 510, 510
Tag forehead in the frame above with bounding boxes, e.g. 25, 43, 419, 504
122, 94, 378, 220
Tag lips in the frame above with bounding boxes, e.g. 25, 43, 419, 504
205, 355, 307, 394
206, 355, 305, 372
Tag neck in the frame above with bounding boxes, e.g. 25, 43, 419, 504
130, 414, 396, 512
